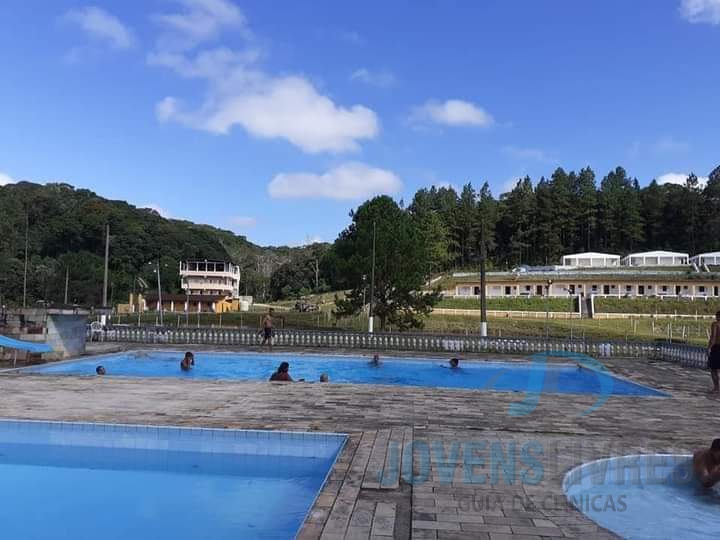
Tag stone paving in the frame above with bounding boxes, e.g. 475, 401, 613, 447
0, 346, 717, 539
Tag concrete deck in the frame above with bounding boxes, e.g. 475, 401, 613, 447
0, 348, 716, 539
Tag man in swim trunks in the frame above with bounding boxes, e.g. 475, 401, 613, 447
693, 438, 720, 488
261, 309, 274, 350
708, 311, 720, 393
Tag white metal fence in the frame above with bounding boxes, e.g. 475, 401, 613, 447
90, 326, 709, 369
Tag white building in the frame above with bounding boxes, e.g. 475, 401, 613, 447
690, 252, 720, 266
561, 252, 620, 268
180, 260, 240, 298
621, 250, 689, 267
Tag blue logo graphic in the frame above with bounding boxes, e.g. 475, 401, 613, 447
506, 351, 613, 417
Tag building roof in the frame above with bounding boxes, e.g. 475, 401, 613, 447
692, 252, 720, 258
623, 250, 689, 258
562, 252, 620, 259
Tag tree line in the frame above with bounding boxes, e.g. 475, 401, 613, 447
0, 182, 315, 307
404, 164, 720, 271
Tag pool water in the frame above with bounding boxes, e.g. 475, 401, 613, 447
25, 351, 665, 396
0, 420, 345, 540
564, 454, 720, 540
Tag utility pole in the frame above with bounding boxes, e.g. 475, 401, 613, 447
22, 212, 29, 308
368, 220, 376, 333
314, 259, 319, 292
64, 267, 69, 305
480, 228, 488, 337
102, 224, 110, 307
156, 260, 164, 327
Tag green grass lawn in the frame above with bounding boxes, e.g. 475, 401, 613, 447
112, 308, 710, 345
437, 296, 575, 312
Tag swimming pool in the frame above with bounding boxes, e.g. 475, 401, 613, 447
0, 419, 345, 540
564, 454, 720, 540
24, 351, 665, 396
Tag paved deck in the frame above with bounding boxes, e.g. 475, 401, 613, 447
0, 348, 716, 539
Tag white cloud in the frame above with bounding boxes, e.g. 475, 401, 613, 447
64, 6, 134, 50
153, 0, 247, 50
657, 172, 709, 186
0, 171, 16, 186
228, 215, 257, 228
268, 162, 402, 200
141, 203, 172, 218
502, 146, 550, 162
411, 99, 494, 128
150, 5, 380, 153
350, 68, 396, 88
680, 0, 720, 24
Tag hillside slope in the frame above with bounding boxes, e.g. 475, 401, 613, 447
0, 182, 324, 306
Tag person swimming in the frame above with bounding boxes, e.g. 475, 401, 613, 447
448, 358, 460, 368
269, 361, 293, 382
693, 438, 720, 488
95, 365, 106, 375
180, 352, 194, 371
319, 373, 329, 382
370, 354, 381, 366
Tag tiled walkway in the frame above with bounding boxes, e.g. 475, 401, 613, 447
0, 349, 716, 539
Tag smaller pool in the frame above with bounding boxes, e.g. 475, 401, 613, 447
564, 454, 720, 540
0, 419, 345, 539
22, 351, 667, 397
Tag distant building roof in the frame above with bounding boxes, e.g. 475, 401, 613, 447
562, 252, 620, 259
692, 252, 720, 258
623, 250, 689, 258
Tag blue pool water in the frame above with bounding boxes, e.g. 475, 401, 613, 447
25, 351, 665, 396
564, 454, 720, 540
0, 420, 345, 540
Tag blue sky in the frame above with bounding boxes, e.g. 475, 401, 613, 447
1, 0, 719, 246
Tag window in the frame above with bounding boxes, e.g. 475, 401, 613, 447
699, 286, 706, 293
626, 285, 632, 292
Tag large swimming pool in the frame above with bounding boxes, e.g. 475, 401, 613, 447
24, 351, 666, 396
0, 419, 345, 540
564, 454, 720, 540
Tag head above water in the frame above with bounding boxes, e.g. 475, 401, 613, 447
278, 361, 289, 373
320, 373, 329, 382
449, 358, 459, 368
95, 365, 106, 375
184, 352, 194, 361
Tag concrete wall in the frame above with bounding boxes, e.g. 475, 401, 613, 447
44, 313, 88, 359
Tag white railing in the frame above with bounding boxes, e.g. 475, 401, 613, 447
88, 327, 708, 368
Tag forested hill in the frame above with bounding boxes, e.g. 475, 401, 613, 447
0, 182, 324, 307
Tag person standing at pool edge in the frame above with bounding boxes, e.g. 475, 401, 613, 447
707, 311, 720, 393
261, 309, 274, 350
